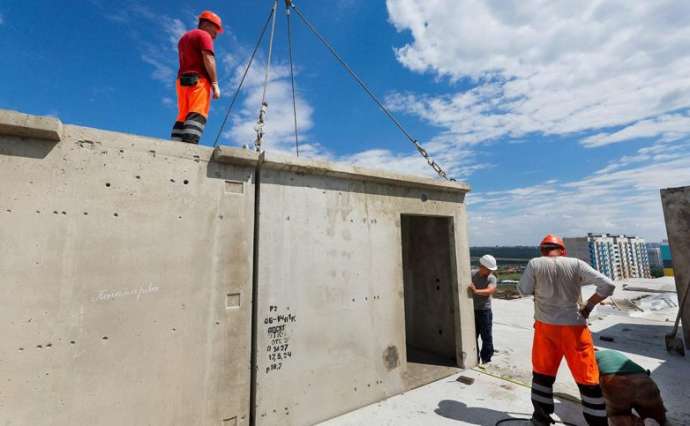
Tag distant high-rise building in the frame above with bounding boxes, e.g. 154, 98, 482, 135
661, 239, 674, 276
564, 233, 651, 280
646, 244, 663, 269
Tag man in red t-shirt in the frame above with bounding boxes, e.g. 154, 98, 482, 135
170, 10, 223, 144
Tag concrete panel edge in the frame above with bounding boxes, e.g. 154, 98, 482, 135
213, 146, 260, 167
262, 151, 471, 194
0, 108, 63, 142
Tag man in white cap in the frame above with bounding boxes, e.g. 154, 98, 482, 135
469, 254, 498, 364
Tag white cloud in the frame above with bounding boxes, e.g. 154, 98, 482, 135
582, 112, 690, 147
140, 52, 175, 84
468, 139, 690, 245
163, 18, 187, 51
222, 59, 322, 156
385, 0, 690, 146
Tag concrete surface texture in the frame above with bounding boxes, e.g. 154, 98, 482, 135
661, 186, 690, 349
253, 156, 474, 425
0, 111, 257, 425
0, 109, 474, 426
320, 368, 587, 426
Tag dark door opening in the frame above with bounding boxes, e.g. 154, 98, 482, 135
401, 215, 460, 389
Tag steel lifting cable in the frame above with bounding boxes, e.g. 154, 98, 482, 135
289, 2, 454, 180
254, 0, 279, 152
213, 4, 276, 148
285, 1, 300, 156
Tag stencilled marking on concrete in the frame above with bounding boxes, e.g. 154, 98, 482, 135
264, 305, 296, 374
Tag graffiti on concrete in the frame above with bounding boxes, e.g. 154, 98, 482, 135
94, 283, 160, 302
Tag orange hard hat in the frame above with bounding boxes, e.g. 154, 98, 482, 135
540, 234, 567, 255
199, 10, 223, 33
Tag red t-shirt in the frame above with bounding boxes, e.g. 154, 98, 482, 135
177, 29, 215, 80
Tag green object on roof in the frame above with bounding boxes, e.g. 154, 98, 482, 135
596, 350, 647, 375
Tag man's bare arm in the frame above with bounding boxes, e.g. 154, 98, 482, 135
202, 51, 220, 98
580, 293, 607, 318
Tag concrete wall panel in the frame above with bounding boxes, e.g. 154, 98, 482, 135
0, 110, 474, 426
0, 118, 256, 425
254, 164, 473, 426
661, 186, 690, 348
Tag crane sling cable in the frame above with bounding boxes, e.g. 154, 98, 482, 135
285, 0, 300, 156
212, 3, 276, 148
254, 0, 279, 152
289, 1, 454, 180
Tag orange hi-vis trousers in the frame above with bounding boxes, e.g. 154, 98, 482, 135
531, 321, 607, 426
171, 77, 211, 144
532, 321, 599, 384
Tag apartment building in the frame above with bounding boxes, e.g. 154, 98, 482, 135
564, 233, 651, 280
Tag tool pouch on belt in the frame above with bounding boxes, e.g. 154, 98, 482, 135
180, 73, 199, 86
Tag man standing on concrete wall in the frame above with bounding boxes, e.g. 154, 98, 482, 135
170, 11, 223, 144
519, 234, 615, 426
469, 254, 498, 364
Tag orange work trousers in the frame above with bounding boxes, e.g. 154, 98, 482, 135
532, 321, 599, 385
176, 77, 211, 121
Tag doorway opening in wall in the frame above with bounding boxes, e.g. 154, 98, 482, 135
400, 215, 461, 391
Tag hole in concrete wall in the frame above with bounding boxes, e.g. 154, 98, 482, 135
224, 180, 244, 194
113, 213, 119, 217
226, 293, 241, 309
70, 340, 76, 344
102, 336, 108, 340
401, 215, 458, 389
105, 183, 111, 188
183, 179, 189, 185
135, 175, 141, 179
170, 178, 175, 183
83, 212, 88, 216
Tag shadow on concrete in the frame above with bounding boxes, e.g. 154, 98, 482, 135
408, 346, 457, 367
205, 160, 256, 183
434, 399, 531, 425
260, 167, 465, 203
435, 400, 584, 425
0, 138, 58, 159
593, 322, 675, 358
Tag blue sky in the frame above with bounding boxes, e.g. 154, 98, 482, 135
2, 0, 690, 245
